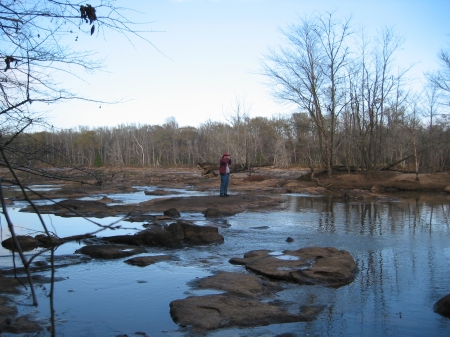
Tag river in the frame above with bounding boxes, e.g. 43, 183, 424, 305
1, 189, 450, 336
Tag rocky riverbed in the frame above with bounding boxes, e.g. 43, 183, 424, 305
1, 167, 450, 335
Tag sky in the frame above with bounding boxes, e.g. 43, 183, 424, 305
43, 0, 450, 130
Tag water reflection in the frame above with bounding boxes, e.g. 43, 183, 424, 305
0, 193, 449, 336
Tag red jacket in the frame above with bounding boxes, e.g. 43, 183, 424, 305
219, 156, 231, 175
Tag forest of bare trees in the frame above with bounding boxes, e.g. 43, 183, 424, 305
13, 101, 450, 173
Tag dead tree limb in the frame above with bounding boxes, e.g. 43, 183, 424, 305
0, 178, 38, 305
378, 154, 415, 171
313, 178, 332, 189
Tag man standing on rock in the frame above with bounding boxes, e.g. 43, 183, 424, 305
219, 152, 231, 197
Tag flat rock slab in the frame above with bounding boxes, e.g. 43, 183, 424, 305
0, 276, 66, 334
229, 246, 357, 288
2, 233, 95, 252
20, 199, 110, 217
0, 254, 91, 275
22, 194, 283, 218
124, 214, 158, 223
170, 271, 324, 332
75, 244, 146, 259
195, 271, 282, 297
203, 207, 223, 218
0, 277, 23, 294
144, 189, 180, 196
170, 294, 323, 331
139, 195, 283, 215
0, 296, 17, 316
0, 274, 64, 294
125, 255, 171, 267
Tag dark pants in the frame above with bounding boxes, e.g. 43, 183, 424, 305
220, 173, 230, 196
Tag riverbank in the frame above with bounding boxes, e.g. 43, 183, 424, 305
6, 166, 450, 198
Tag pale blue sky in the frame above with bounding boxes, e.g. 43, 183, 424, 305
44, 0, 450, 130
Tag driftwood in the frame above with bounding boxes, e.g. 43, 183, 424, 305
197, 162, 271, 176
196, 163, 218, 177
313, 178, 332, 189
300, 168, 327, 180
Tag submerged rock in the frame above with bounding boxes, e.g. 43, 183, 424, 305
195, 271, 281, 297
166, 221, 224, 245
2, 233, 95, 252
0, 276, 66, 334
144, 189, 180, 196
1, 235, 41, 251
0, 255, 91, 275
102, 227, 181, 248
343, 189, 376, 200
75, 244, 146, 259
124, 214, 158, 223
20, 199, 109, 217
3, 199, 14, 205
102, 221, 224, 248
0, 315, 42, 334
0, 296, 17, 316
0, 277, 23, 294
434, 293, 450, 318
229, 246, 357, 288
98, 196, 117, 203
164, 207, 181, 218
125, 255, 171, 267
203, 207, 223, 218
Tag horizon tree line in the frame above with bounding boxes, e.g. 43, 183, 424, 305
14, 100, 450, 174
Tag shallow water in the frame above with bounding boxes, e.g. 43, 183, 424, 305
78, 185, 216, 205
1, 191, 450, 336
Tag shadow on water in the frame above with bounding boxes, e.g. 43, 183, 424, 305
1, 191, 450, 336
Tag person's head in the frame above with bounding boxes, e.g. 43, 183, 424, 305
223, 152, 230, 158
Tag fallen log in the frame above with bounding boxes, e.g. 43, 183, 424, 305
379, 154, 415, 171
197, 162, 271, 175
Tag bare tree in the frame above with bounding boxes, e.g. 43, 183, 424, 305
427, 47, 450, 105
345, 26, 409, 170
262, 12, 351, 177
0, 2, 158, 334
223, 96, 251, 166
0, 0, 156, 182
